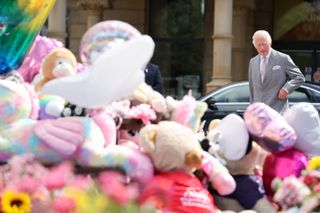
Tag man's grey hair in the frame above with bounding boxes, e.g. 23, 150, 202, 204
252, 30, 272, 46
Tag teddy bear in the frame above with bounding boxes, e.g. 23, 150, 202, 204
138, 121, 236, 213
132, 82, 167, 114
18, 35, 64, 83
203, 113, 276, 213
33, 47, 77, 92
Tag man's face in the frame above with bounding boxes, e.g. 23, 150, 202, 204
254, 37, 271, 57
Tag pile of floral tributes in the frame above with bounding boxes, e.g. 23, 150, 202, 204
0, 154, 156, 213
273, 156, 320, 213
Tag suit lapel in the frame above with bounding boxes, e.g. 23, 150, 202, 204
252, 56, 263, 87
265, 49, 278, 81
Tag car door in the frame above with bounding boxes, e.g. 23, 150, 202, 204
288, 85, 320, 113
201, 83, 250, 129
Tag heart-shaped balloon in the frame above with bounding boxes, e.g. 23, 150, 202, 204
244, 102, 296, 153
283, 102, 320, 157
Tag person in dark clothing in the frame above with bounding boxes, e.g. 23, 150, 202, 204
144, 63, 163, 94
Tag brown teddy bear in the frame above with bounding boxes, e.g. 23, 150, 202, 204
204, 114, 276, 213
33, 47, 77, 92
138, 121, 236, 213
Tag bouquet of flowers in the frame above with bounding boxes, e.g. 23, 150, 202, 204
0, 154, 156, 213
272, 156, 320, 213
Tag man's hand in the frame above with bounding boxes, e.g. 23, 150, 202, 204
278, 88, 288, 100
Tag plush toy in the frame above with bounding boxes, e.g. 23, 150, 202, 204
0, 18, 160, 188
33, 47, 77, 92
204, 113, 276, 213
244, 102, 308, 206
138, 121, 236, 213
18, 35, 64, 83
108, 100, 157, 148
41, 21, 153, 109
132, 82, 167, 114
166, 92, 208, 132
0, 78, 155, 187
18, 35, 85, 83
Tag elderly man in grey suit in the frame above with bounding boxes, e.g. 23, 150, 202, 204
248, 30, 305, 113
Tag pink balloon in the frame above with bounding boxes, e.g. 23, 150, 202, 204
263, 148, 307, 200
80, 20, 141, 66
244, 102, 296, 153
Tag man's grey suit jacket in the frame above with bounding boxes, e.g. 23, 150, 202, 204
248, 48, 305, 113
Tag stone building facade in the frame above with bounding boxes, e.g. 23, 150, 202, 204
46, 0, 320, 98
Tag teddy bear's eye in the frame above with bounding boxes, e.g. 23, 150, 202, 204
128, 131, 137, 137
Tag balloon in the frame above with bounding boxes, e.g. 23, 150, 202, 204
41, 35, 154, 108
283, 102, 320, 157
80, 20, 141, 66
0, 0, 56, 74
262, 148, 307, 199
211, 113, 249, 160
244, 102, 296, 153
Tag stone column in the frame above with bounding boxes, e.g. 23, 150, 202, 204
202, 0, 214, 93
47, 0, 67, 44
232, 0, 255, 81
206, 0, 233, 92
77, 0, 112, 29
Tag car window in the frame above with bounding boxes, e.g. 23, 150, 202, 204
308, 89, 320, 103
288, 90, 309, 102
312, 90, 320, 102
213, 84, 250, 103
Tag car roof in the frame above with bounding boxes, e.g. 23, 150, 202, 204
198, 81, 248, 101
198, 80, 320, 101
303, 81, 320, 90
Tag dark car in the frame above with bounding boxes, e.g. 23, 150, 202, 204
199, 81, 320, 129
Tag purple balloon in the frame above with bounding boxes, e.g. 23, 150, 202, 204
244, 102, 296, 153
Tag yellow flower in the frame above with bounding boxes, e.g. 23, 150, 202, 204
2, 191, 32, 213
307, 156, 320, 171
64, 187, 108, 213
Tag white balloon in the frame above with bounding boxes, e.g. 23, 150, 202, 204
216, 113, 249, 160
41, 35, 154, 108
283, 102, 320, 157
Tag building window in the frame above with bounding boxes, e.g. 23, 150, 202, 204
273, 0, 320, 83
149, 0, 204, 98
